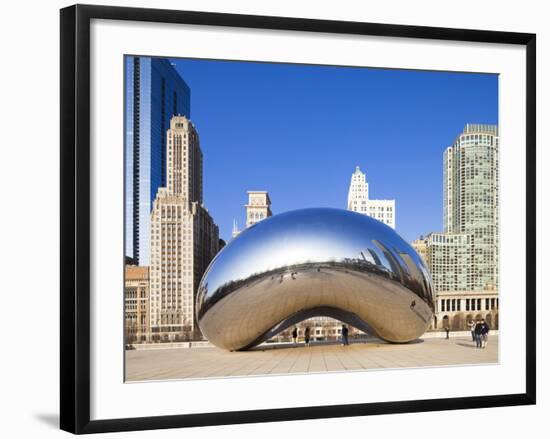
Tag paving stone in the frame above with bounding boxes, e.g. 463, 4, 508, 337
125, 335, 498, 381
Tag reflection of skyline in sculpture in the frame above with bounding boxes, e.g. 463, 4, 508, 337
196, 208, 434, 351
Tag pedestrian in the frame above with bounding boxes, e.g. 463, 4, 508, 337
468, 319, 476, 341
481, 319, 490, 348
292, 327, 298, 344
474, 319, 483, 348
444, 324, 450, 339
304, 327, 310, 347
341, 325, 349, 346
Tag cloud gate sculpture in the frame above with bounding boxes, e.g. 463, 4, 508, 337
196, 208, 434, 351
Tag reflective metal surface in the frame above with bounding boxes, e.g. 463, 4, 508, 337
196, 208, 434, 351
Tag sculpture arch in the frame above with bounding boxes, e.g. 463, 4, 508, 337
196, 208, 435, 351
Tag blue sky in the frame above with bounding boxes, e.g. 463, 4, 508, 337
170, 58, 498, 243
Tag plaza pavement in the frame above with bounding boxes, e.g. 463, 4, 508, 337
125, 335, 498, 382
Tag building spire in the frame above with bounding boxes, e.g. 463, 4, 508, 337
232, 219, 241, 238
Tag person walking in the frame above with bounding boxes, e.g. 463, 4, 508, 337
292, 327, 298, 344
304, 327, 310, 347
468, 319, 476, 342
341, 325, 349, 346
481, 319, 490, 348
444, 323, 450, 339
474, 319, 484, 348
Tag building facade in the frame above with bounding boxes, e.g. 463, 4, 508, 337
125, 56, 191, 265
419, 124, 499, 331
232, 191, 273, 238
411, 237, 428, 264
433, 289, 499, 331
245, 191, 272, 227
149, 116, 219, 342
443, 123, 499, 291
124, 265, 150, 343
347, 166, 396, 228
426, 232, 473, 292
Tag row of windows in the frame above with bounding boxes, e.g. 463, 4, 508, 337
439, 297, 499, 312
249, 211, 267, 220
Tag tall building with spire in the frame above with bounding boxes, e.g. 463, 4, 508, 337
232, 219, 241, 238
347, 166, 396, 229
149, 116, 219, 341
125, 57, 191, 266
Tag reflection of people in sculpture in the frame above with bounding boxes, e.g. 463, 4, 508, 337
292, 327, 298, 344
304, 327, 311, 347
341, 325, 349, 346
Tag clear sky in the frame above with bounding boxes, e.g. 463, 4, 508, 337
169, 58, 498, 243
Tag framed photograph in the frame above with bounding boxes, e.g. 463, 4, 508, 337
60, 4, 536, 434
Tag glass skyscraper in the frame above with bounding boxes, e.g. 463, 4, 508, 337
125, 56, 191, 265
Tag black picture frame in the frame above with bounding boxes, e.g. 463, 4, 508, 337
60, 4, 536, 434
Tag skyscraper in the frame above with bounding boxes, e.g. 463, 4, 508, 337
347, 166, 396, 228
125, 56, 191, 265
149, 116, 219, 341
421, 124, 499, 331
443, 124, 499, 291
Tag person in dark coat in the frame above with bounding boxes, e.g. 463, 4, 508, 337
304, 327, 310, 347
474, 319, 484, 348
292, 327, 298, 344
341, 325, 349, 346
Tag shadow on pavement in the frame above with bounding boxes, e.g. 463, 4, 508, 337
248, 337, 424, 352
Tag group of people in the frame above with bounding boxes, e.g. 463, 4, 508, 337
291, 325, 350, 347
469, 319, 490, 348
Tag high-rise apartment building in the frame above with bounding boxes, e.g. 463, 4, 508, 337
124, 265, 150, 343
347, 166, 396, 228
426, 232, 472, 292
125, 56, 191, 265
418, 124, 499, 331
422, 124, 499, 293
443, 123, 499, 291
149, 116, 219, 341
